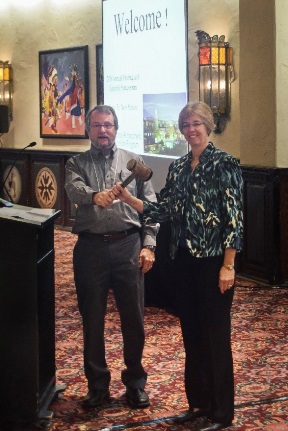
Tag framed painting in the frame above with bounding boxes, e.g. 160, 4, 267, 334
96, 44, 104, 105
39, 45, 89, 138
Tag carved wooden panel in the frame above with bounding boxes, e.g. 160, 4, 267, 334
31, 154, 65, 225
280, 174, 288, 280
0, 153, 30, 206
241, 167, 285, 285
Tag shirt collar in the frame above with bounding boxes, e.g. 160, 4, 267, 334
199, 142, 214, 163
188, 142, 214, 163
90, 143, 118, 159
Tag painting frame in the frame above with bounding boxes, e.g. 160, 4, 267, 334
96, 44, 104, 105
39, 45, 89, 139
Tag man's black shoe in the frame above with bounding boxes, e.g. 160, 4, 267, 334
173, 408, 208, 424
125, 388, 150, 408
196, 418, 232, 430
82, 389, 110, 408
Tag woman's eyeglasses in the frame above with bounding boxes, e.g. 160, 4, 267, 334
182, 122, 204, 129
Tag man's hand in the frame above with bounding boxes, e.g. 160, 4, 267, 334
139, 248, 155, 274
93, 189, 116, 208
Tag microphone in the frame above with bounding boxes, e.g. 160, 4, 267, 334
121, 159, 153, 188
0, 142, 37, 206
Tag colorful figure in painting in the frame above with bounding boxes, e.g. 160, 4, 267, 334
47, 65, 59, 133
57, 64, 84, 129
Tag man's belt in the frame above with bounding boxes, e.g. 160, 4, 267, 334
79, 226, 140, 243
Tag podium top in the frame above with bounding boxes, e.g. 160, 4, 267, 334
0, 204, 61, 227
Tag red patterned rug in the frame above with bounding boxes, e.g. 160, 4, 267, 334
17, 230, 288, 430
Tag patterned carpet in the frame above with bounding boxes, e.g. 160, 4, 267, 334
18, 230, 288, 430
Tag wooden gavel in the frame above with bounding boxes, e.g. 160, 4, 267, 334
120, 159, 153, 187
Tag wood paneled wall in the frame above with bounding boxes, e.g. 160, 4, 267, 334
1, 149, 288, 285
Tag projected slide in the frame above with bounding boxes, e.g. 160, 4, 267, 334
103, 0, 188, 158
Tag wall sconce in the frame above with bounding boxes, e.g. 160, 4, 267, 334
196, 30, 234, 133
0, 60, 13, 122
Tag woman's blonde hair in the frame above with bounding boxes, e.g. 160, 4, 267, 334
178, 101, 215, 135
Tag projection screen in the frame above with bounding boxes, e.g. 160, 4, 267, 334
102, 0, 188, 192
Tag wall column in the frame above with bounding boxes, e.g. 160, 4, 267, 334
239, 0, 276, 166
239, 0, 288, 167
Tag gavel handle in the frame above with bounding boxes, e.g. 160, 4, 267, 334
120, 173, 135, 188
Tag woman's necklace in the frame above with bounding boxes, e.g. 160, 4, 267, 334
90, 149, 119, 191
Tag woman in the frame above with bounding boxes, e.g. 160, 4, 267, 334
112, 101, 243, 431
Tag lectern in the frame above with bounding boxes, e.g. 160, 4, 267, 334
0, 205, 65, 427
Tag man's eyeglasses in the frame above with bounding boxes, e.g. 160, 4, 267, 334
182, 122, 204, 129
90, 123, 115, 129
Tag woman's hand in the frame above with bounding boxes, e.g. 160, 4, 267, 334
112, 183, 144, 213
219, 266, 235, 294
111, 183, 132, 203
139, 248, 155, 274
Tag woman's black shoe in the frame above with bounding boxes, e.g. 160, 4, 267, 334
196, 418, 232, 430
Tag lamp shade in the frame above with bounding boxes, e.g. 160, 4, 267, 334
0, 60, 13, 124
196, 30, 234, 133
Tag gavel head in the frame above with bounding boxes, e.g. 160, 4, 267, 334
126, 159, 153, 182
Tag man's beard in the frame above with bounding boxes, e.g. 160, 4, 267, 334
91, 139, 115, 154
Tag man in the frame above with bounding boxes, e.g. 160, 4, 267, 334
65, 105, 158, 409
